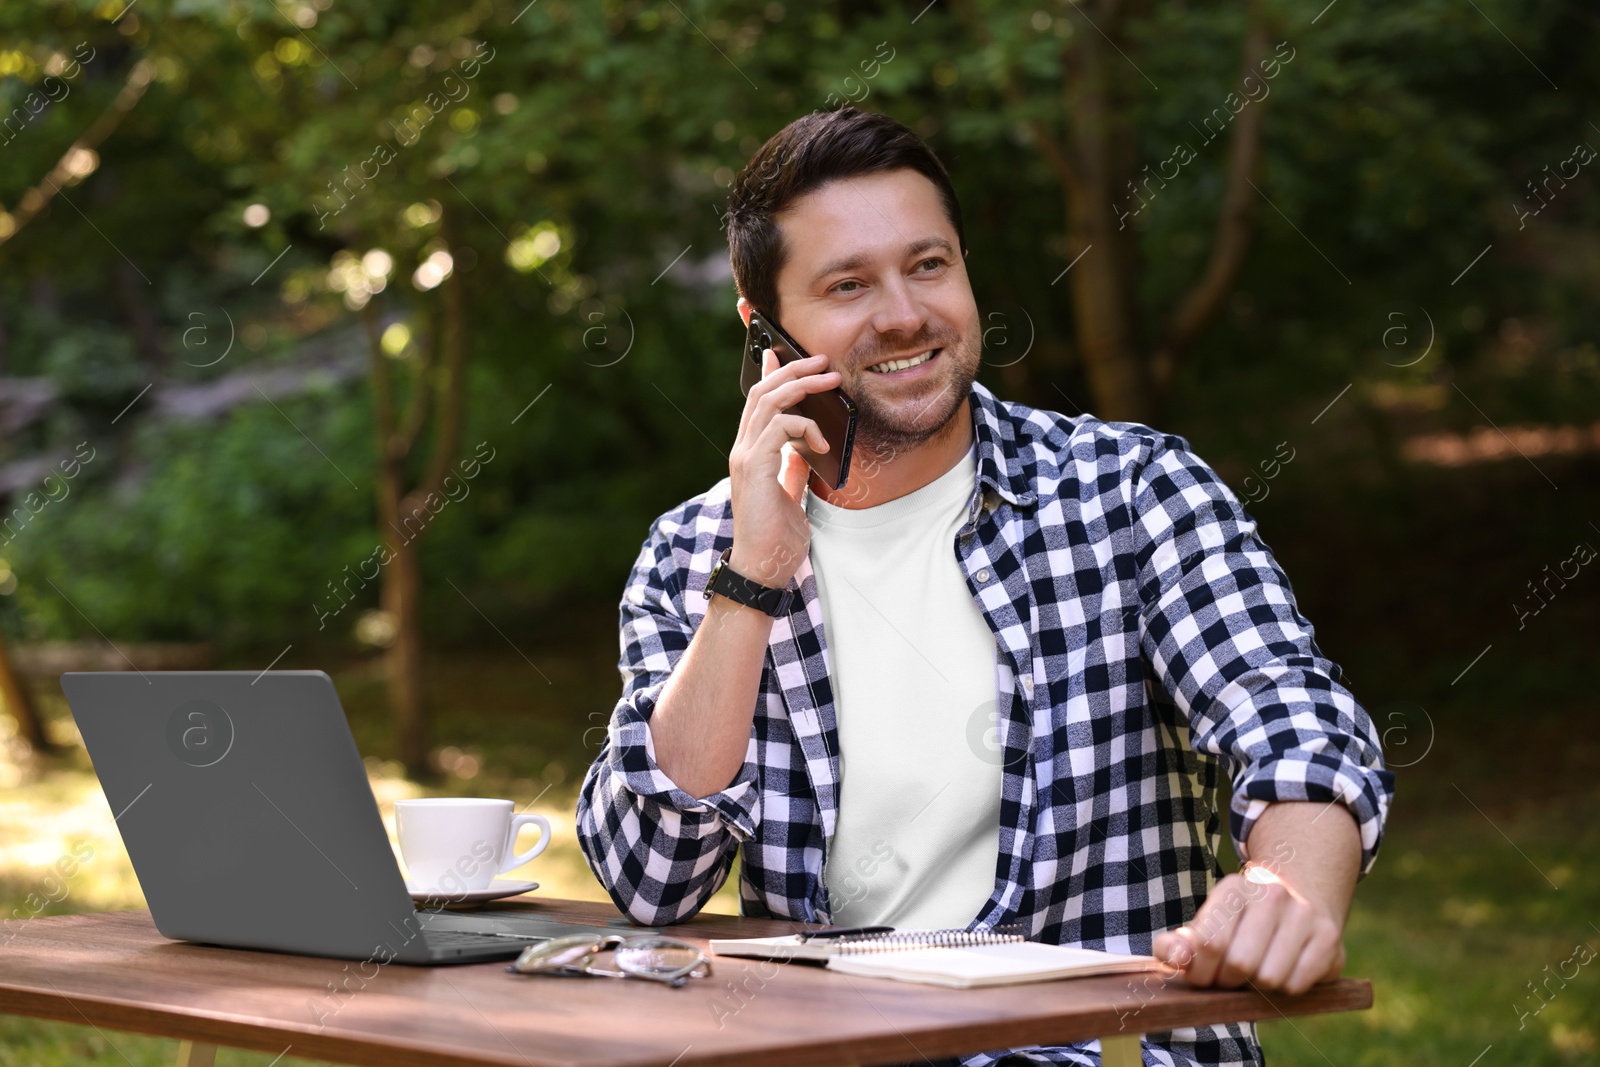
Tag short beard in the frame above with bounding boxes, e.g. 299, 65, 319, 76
849, 333, 979, 461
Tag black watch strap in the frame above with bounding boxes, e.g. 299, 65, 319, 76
703, 547, 793, 617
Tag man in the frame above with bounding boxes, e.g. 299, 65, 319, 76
577, 106, 1393, 1067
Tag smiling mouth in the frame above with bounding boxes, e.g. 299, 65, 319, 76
867, 348, 940, 374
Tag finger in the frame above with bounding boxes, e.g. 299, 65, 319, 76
758, 366, 844, 415
1215, 883, 1292, 988
1153, 929, 1195, 970
737, 348, 777, 442
750, 351, 829, 398
1183, 880, 1248, 986
751, 362, 838, 426
760, 414, 830, 460
773, 353, 832, 386
1251, 906, 1315, 990
737, 414, 827, 490
741, 356, 838, 445
779, 443, 810, 503
1283, 924, 1344, 996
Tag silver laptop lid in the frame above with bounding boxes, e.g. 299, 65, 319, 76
60, 670, 422, 960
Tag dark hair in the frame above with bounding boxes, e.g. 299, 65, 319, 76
724, 106, 966, 322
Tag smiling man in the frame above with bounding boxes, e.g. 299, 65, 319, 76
577, 107, 1393, 1067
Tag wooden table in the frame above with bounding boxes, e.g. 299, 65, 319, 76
0, 898, 1370, 1067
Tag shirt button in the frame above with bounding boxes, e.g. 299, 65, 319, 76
1021, 676, 1034, 695
976, 569, 991, 582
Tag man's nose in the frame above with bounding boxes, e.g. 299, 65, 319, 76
870, 275, 926, 339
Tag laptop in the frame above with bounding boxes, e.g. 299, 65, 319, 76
60, 670, 615, 964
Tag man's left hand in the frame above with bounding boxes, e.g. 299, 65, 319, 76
1151, 866, 1346, 995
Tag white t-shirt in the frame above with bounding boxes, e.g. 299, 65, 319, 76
807, 443, 1003, 928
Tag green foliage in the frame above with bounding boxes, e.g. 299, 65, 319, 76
39, 324, 143, 407
0, 9, 1596, 1064
7, 390, 375, 646
0, 0, 1594, 649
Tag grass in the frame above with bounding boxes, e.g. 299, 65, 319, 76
2, 594, 1596, 1065
1259, 794, 1600, 1066
1256, 704, 1600, 1067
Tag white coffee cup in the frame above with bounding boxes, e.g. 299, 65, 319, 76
394, 798, 550, 893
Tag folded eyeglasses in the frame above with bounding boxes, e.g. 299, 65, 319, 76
507, 933, 714, 988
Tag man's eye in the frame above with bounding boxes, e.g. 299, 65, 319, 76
830, 279, 861, 294
916, 257, 946, 272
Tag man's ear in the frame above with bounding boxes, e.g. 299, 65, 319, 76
737, 296, 753, 327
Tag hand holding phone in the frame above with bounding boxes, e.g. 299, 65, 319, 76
742, 309, 857, 491
726, 333, 845, 589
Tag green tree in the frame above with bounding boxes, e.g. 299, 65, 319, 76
0, 0, 1595, 764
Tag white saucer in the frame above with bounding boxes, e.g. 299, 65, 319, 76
405, 878, 541, 904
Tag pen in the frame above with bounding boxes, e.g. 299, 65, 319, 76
797, 925, 895, 941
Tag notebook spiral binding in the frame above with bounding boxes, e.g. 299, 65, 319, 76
829, 925, 1030, 954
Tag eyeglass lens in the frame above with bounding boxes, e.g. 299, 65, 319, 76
614, 938, 708, 977
512, 934, 710, 983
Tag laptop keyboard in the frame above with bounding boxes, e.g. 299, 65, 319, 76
413, 913, 617, 955
422, 930, 549, 949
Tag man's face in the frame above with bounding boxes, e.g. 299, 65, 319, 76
766, 168, 980, 459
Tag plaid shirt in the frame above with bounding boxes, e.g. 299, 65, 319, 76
577, 380, 1393, 1067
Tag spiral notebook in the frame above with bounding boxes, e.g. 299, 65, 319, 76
709, 928, 1165, 989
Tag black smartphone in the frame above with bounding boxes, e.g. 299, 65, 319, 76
741, 308, 857, 490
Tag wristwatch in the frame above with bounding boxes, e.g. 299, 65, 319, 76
704, 547, 793, 617
1240, 862, 1282, 885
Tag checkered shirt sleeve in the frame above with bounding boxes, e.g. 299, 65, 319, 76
574, 511, 761, 925
1128, 429, 1394, 875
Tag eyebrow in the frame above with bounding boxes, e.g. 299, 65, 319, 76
809, 236, 956, 287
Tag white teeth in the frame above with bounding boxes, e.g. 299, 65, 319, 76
868, 349, 936, 373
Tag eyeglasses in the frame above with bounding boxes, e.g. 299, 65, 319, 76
507, 934, 714, 988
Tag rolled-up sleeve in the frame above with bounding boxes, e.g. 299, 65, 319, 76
575, 521, 761, 925
1129, 434, 1394, 877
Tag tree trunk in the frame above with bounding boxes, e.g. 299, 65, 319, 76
1063, 209, 1147, 421
1146, 8, 1271, 418
360, 205, 470, 779
368, 312, 432, 778
957, 0, 1269, 424
1062, 0, 1150, 422
382, 507, 428, 774
0, 632, 53, 754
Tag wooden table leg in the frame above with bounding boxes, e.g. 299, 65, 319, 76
175, 1040, 217, 1067
1100, 1033, 1142, 1067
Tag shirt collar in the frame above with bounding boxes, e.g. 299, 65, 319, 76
968, 378, 1038, 510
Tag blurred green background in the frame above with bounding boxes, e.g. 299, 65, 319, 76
1, 0, 1596, 1063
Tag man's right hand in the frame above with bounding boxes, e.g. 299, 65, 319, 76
727, 346, 840, 588
647, 347, 839, 800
